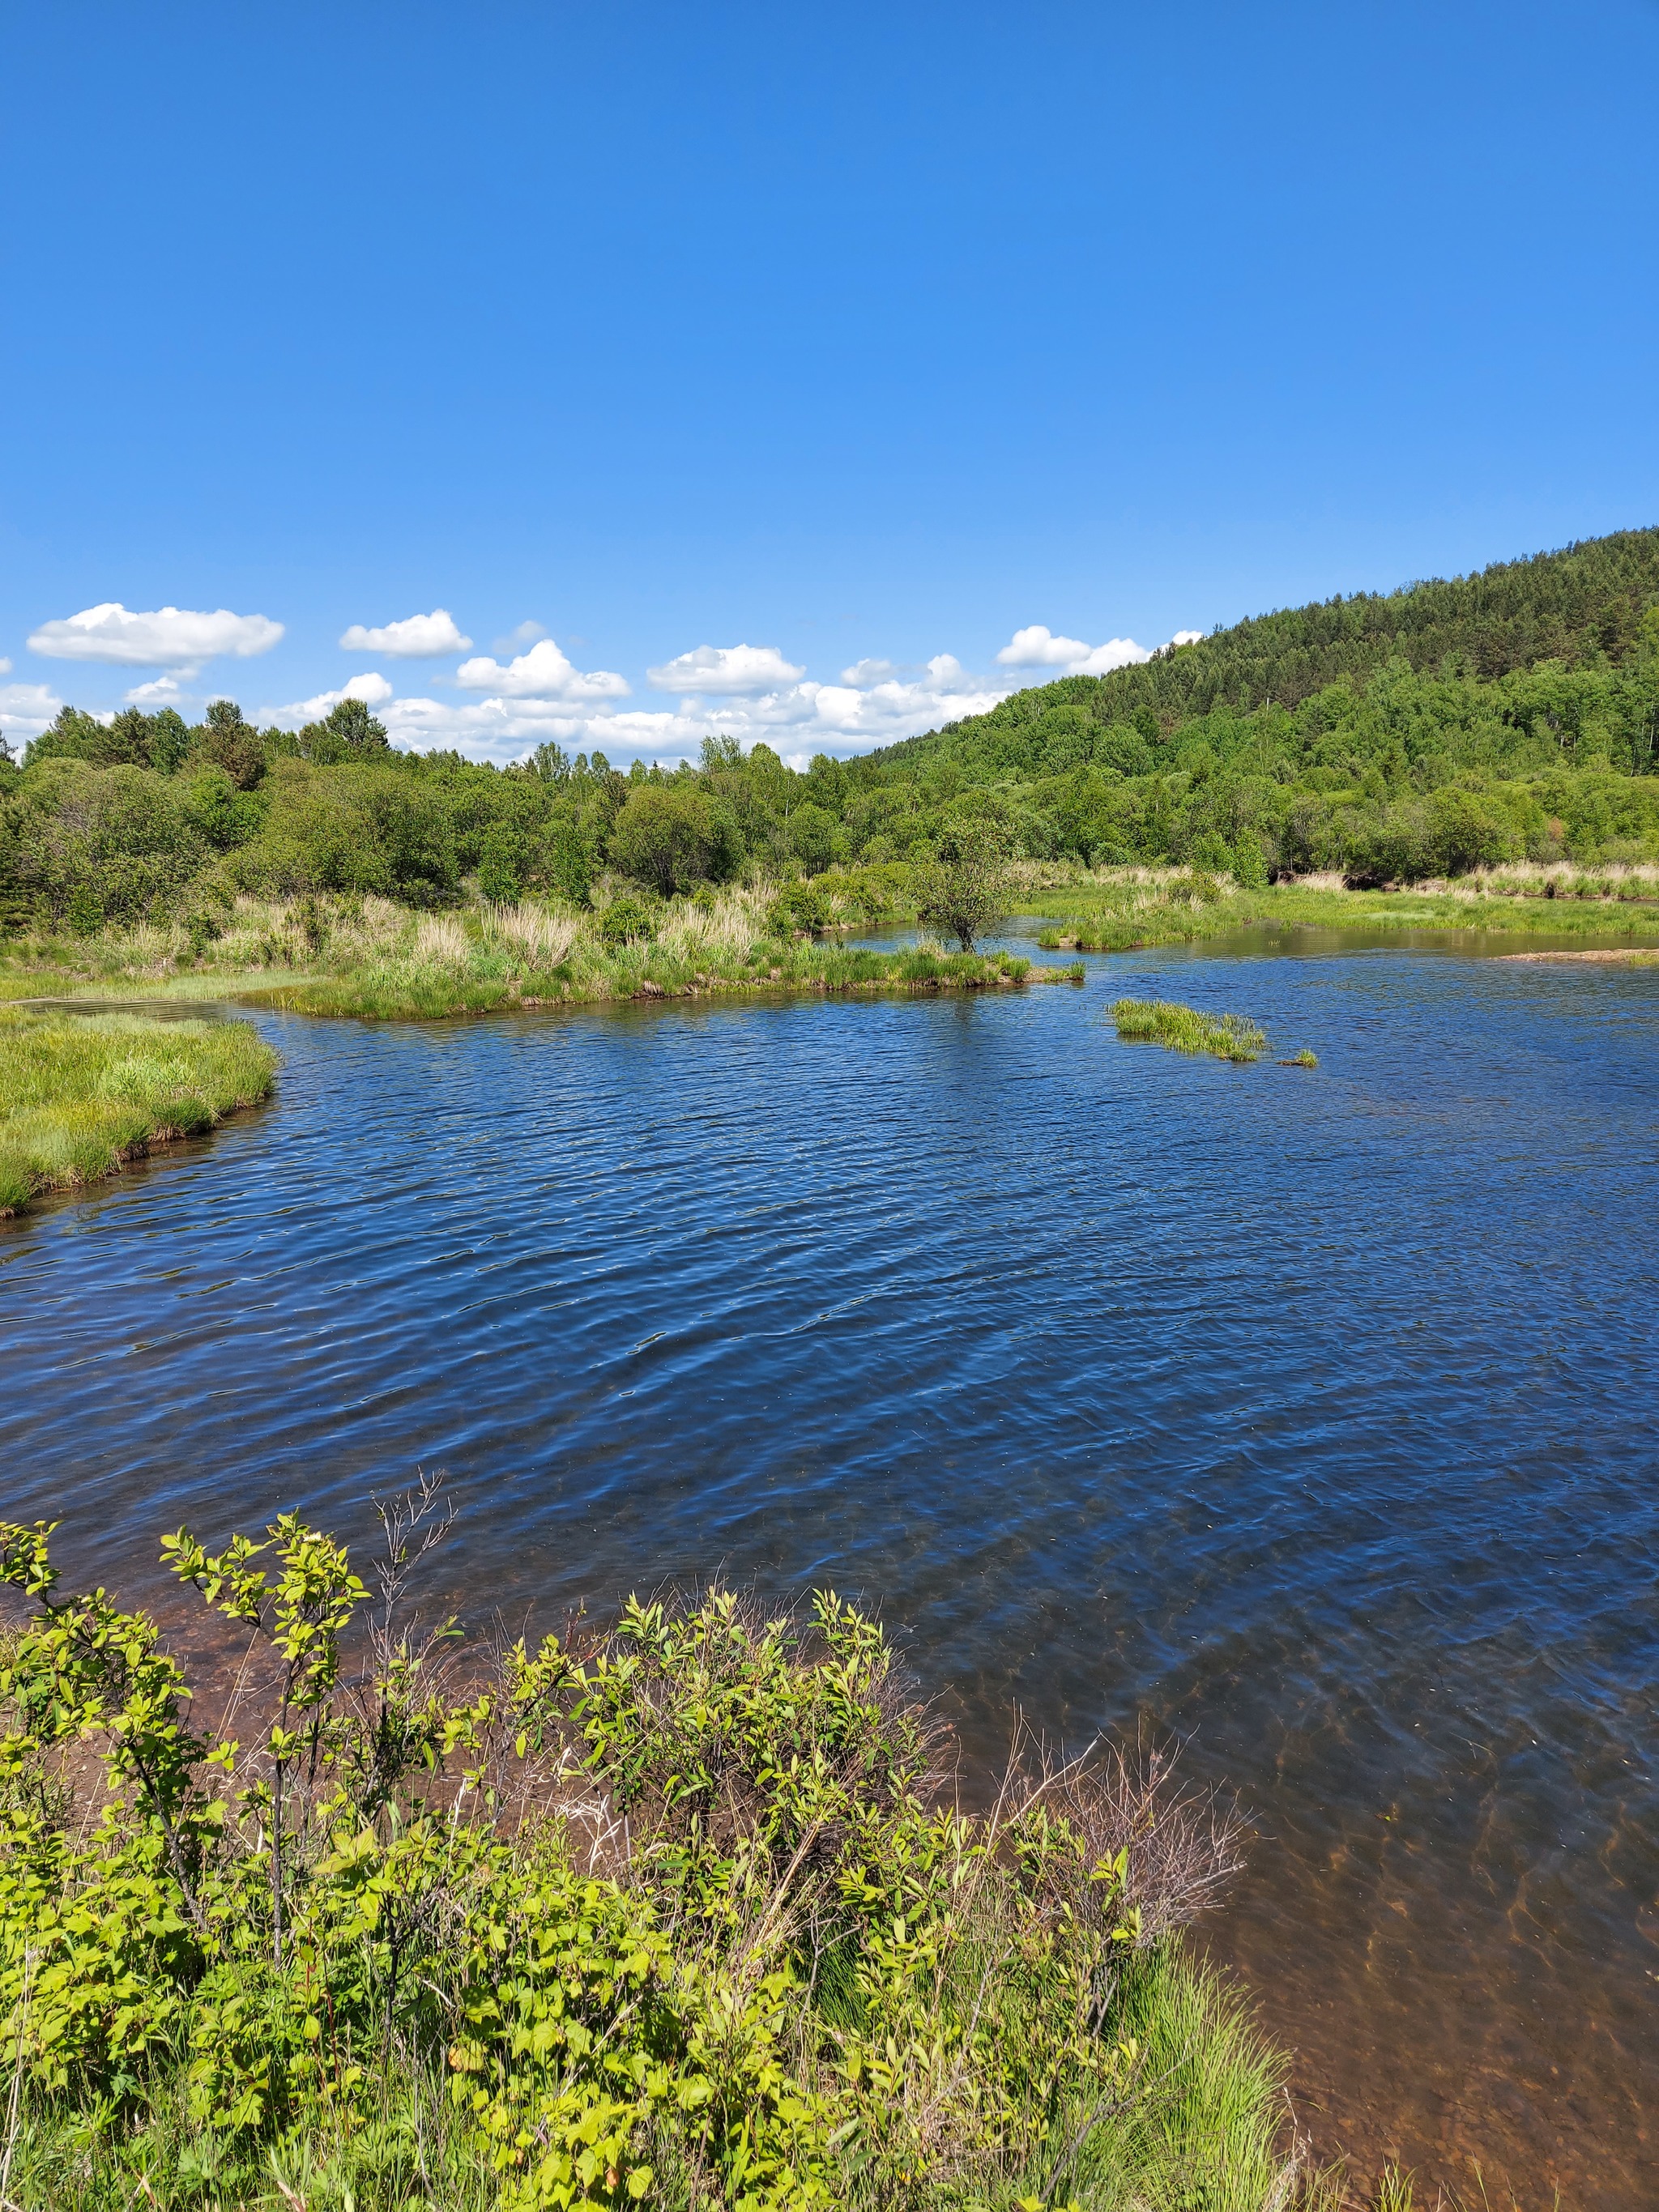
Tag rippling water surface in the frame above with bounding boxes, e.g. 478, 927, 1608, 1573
6, 938, 1658, 2206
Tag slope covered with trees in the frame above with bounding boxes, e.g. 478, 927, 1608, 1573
860, 526, 1659, 785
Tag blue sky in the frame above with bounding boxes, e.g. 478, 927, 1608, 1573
3, 0, 1657, 765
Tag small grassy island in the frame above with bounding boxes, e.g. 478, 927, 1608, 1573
0, 1495, 1346, 2212
1110, 999, 1269, 1063
0, 1008, 277, 1215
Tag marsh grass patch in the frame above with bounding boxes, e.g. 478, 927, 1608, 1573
1111, 998, 1268, 1063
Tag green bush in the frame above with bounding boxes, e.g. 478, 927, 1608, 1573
0, 1495, 1302, 2212
234, 760, 459, 906
608, 786, 742, 896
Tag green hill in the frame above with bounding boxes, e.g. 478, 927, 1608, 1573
859, 526, 1659, 786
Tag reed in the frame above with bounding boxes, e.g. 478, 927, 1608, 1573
0, 1008, 278, 1215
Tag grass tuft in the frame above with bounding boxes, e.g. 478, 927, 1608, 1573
1111, 997, 1268, 1063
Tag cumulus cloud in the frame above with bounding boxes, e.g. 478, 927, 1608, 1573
646, 643, 806, 694
0, 682, 65, 739
996, 624, 1152, 676
493, 620, 548, 654
337, 614, 1199, 774
454, 638, 629, 701
375, 650, 1009, 769
339, 608, 471, 657
125, 676, 188, 705
28, 603, 284, 670
1169, 629, 1204, 647
0, 658, 10, 676
268, 672, 395, 729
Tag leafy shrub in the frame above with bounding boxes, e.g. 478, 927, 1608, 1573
0, 1493, 1292, 2212
234, 760, 459, 906
599, 894, 657, 946
608, 786, 741, 896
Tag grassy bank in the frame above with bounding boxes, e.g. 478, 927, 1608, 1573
0, 1008, 277, 1215
1026, 863, 1659, 953
0, 1490, 1341, 2212
0, 884, 1079, 1022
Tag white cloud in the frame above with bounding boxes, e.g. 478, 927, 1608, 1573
0, 682, 65, 738
375, 650, 1013, 769
268, 672, 395, 729
454, 638, 629, 701
28, 603, 284, 670
1169, 629, 1204, 647
996, 624, 1151, 676
493, 620, 548, 654
330, 615, 1195, 773
339, 608, 471, 657
125, 675, 187, 705
0, 658, 11, 676
646, 643, 806, 694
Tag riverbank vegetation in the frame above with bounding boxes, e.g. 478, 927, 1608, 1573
1030, 864, 1659, 953
1111, 999, 1269, 1063
0, 884, 1054, 1021
0, 1492, 1339, 2211
0, 1008, 276, 1215
5, 533, 1659, 967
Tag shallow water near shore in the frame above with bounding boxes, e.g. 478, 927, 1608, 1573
4, 933, 1658, 2206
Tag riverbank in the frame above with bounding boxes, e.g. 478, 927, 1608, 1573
6, 870, 1657, 1021
0, 884, 1080, 1021
0, 1006, 277, 1215
1023, 865, 1659, 952
0, 1501, 1340, 2212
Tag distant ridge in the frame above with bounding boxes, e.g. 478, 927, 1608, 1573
862, 526, 1659, 775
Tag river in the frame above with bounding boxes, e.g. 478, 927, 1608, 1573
4, 931, 1657, 2206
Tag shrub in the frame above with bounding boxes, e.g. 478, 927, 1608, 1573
0, 1493, 1294, 2212
912, 816, 1014, 953
234, 760, 459, 906
786, 800, 838, 875
599, 893, 657, 945
12, 761, 205, 926
608, 785, 741, 896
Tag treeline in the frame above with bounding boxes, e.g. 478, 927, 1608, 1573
6, 527, 1659, 931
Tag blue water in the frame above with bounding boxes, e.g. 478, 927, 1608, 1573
4, 940, 1657, 2204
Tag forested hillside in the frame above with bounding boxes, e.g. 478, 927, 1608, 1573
4, 526, 1659, 933
862, 526, 1659, 784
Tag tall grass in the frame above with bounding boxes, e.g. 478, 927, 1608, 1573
0, 887, 1081, 1021
0, 1008, 277, 1214
1111, 998, 1269, 1063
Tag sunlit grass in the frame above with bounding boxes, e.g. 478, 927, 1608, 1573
1111, 997, 1268, 1063
1029, 869, 1659, 953
0, 886, 1085, 1021
0, 1008, 277, 1214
